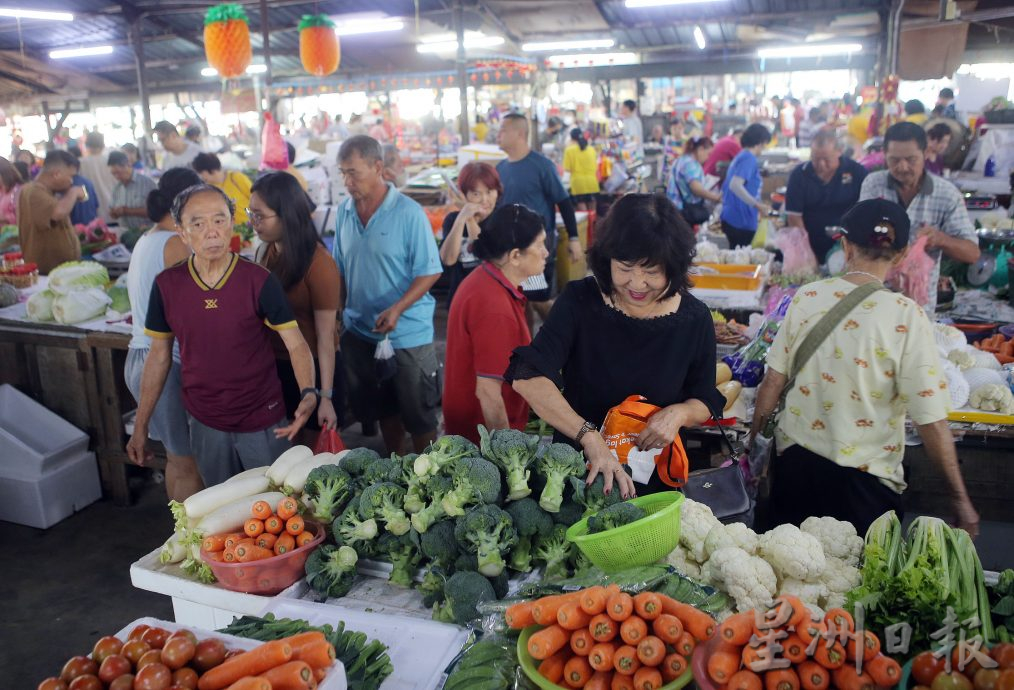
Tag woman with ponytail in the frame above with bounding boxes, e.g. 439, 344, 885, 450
563, 127, 599, 210
667, 135, 721, 226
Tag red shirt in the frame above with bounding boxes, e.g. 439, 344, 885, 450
443, 263, 531, 444
703, 135, 742, 177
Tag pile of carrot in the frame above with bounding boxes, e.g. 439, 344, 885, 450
203, 497, 314, 563
196, 630, 334, 689
974, 334, 1014, 364
704, 596, 901, 690
506, 584, 718, 690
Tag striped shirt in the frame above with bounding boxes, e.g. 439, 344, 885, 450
110, 173, 157, 231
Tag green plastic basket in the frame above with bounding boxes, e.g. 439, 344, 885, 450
565, 491, 684, 573
518, 626, 694, 690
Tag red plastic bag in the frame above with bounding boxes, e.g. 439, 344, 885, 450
260, 112, 288, 171
313, 427, 346, 454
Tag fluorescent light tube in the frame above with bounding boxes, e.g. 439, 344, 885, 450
522, 38, 615, 52
694, 25, 706, 50
757, 43, 862, 59
0, 8, 73, 21
417, 35, 505, 54
333, 17, 404, 36
246, 64, 267, 74
625, 0, 723, 7
50, 45, 113, 59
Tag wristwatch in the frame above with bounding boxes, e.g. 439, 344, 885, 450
318, 388, 334, 400
300, 387, 319, 401
575, 421, 597, 444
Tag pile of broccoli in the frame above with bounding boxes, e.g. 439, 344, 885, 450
587, 501, 647, 534
534, 443, 587, 513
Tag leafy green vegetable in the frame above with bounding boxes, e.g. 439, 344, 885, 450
305, 544, 358, 598
587, 501, 646, 534
534, 443, 586, 513
47, 260, 109, 294
478, 424, 540, 501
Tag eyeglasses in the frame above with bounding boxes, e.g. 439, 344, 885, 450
246, 209, 277, 224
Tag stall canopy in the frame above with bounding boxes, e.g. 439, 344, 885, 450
0, 0, 1011, 102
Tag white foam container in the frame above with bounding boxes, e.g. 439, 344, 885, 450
0, 450, 101, 528
114, 617, 346, 690
0, 384, 90, 480
261, 598, 469, 690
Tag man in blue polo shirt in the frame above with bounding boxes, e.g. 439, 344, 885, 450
333, 135, 443, 455
785, 129, 867, 263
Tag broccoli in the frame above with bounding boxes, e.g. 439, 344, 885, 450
339, 447, 381, 477
358, 482, 411, 536
363, 456, 402, 485
377, 531, 421, 587
534, 523, 573, 581
534, 443, 587, 513
305, 544, 359, 599
432, 571, 496, 625
441, 456, 502, 517
419, 566, 449, 608
478, 425, 540, 501
569, 548, 597, 579
554, 499, 586, 527
332, 496, 380, 550
304, 464, 353, 522
487, 570, 509, 599
414, 435, 478, 478
420, 519, 460, 569
411, 474, 453, 533
454, 504, 517, 577
569, 472, 624, 517
587, 501, 647, 534
453, 552, 477, 573
505, 498, 554, 572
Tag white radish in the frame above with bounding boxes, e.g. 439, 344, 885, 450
159, 531, 188, 564
182, 474, 271, 520
283, 453, 338, 495
226, 466, 269, 482
193, 491, 286, 538
266, 445, 313, 486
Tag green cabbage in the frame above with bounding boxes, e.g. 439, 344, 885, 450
47, 261, 109, 294
52, 287, 112, 324
106, 285, 130, 315
26, 289, 56, 321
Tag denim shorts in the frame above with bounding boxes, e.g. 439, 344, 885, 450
125, 347, 193, 457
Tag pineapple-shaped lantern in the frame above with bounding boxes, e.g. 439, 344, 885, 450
204, 3, 252, 79
299, 14, 340, 77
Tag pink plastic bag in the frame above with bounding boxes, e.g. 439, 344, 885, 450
775, 225, 818, 275
260, 113, 288, 171
887, 234, 933, 306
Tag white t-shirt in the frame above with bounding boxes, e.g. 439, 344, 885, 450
160, 141, 203, 171
79, 150, 118, 222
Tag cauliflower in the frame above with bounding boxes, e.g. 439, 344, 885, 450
704, 523, 760, 559
777, 577, 828, 610
947, 349, 976, 371
823, 592, 847, 610
819, 556, 861, 597
758, 524, 826, 581
800, 516, 863, 566
934, 324, 966, 354
665, 546, 703, 579
679, 499, 723, 563
942, 360, 971, 410
708, 546, 777, 613
969, 384, 1014, 414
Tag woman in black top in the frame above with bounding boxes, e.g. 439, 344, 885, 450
506, 193, 725, 498
439, 161, 502, 305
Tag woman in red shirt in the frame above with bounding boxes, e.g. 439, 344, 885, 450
442, 204, 549, 443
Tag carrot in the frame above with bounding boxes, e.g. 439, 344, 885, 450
205, 551, 225, 562
798, 661, 830, 690
295, 531, 315, 548
729, 669, 764, 690
620, 616, 648, 645
534, 593, 581, 626
280, 632, 327, 653
586, 670, 612, 690
285, 515, 305, 536
244, 518, 265, 538
277, 496, 299, 520
581, 587, 609, 615
635, 636, 666, 667
632, 666, 663, 690
251, 500, 272, 520
291, 640, 335, 669
565, 655, 594, 688
796, 620, 827, 646
823, 608, 854, 633
313, 667, 326, 684
264, 515, 284, 535
720, 612, 756, 646
203, 534, 228, 552
258, 660, 314, 690
832, 665, 874, 690
236, 543, 274, 562
539, 649, 569, 684
651, 614, 683, 644
846, 631, 880, 662
774, 595, 809, 629
658, 596, 716, 641
223, 533, 246, 549
223, 545, 238, 562
274, 533, 296, 555
866, 654, 902, 687
606, 592, 634, 622
222, 679, 271, 690
765, 668, 800, 690
612, 673, 636, 690
590, 614, 617, 642
813, 641, 846, 670
255, 533, 278, 550
589, 642, 616, 672
614, 645, 641, 676
782, 634, 808, 664
674, 631, 696, 657
529, 624, 571, 660
196, 639, 293, 690
506, 601, 537, 629
572, 628, 595, 656
708, 650, 740, 684
560, 601, 593, 630
633, 593, 662, 621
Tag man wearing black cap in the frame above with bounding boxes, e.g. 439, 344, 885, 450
750, 198, 979, 536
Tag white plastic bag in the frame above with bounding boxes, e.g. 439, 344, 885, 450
374, 336, 397, 381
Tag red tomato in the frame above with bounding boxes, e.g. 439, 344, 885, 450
67, 676, 102, 690
133, 662, 172, 690
995, 646, 1014, 671
192, 638, 226, 672
121, 639, 150, 666
914, 652, 949, 686
933, 671, 975, 690
128, 625, 151, 641
997, 669, 1014, 690
107, 675, 134, 690
98, 655, 132, 683
160, 637, 196, 670
167, 629, 198, 646
171, 667, 198, 690
91, 636, 124, 663
60, 657, 98, 682
136, 649, 162, 670
37, 679, 67, 690
141, 627, 170, 650
976, 669, 1002, 690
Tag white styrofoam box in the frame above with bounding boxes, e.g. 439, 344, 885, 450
130, 546, 308, 629
0, 384, 89, 480
457, 143, 507, 169
115, 617, 346, 690
0, 450, 100, 528
262, 598, 469, 690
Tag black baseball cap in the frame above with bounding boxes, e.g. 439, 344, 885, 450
840, 199, 910, 250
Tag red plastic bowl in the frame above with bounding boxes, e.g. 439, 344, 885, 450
201, 521, 325, 595
691, 634, 727, 690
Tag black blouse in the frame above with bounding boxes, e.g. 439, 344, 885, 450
505, 277, 725, 444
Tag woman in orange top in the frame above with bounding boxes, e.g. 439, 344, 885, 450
252, 171, 341, 436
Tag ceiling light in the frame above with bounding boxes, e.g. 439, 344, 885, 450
625, 0, 724, 7
545, 52, 638, 67
417, 33, 505, 54
757, 42, 862, 59
333, 16, 404, 36
693, 25, 706, 50
49, 45, 113, 59
522, 38, 615, 52
201, 67, 218, 77
246, 64, 267, 74
0, 8, 73, 21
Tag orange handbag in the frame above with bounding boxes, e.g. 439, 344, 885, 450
600, 395, 689, 488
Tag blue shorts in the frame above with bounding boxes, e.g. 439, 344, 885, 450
125, 347, 193, 457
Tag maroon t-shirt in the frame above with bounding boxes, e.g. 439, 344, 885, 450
703, 135, 743, 177
145, 254, 298, 433
442, 263, 531, 444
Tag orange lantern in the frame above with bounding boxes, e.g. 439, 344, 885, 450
204, 4, 252, 79
299, 14, 340, 76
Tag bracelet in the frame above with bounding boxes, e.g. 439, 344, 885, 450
575, 421, 597, 445
300, 387, 319, 401
318, 388, 334, 400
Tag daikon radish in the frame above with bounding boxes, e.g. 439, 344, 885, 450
266, 445, 313, 486
182, 474, 271, 520
283, 453, 337, 495
226, 466, 269, 482
192, 491, 286, 538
